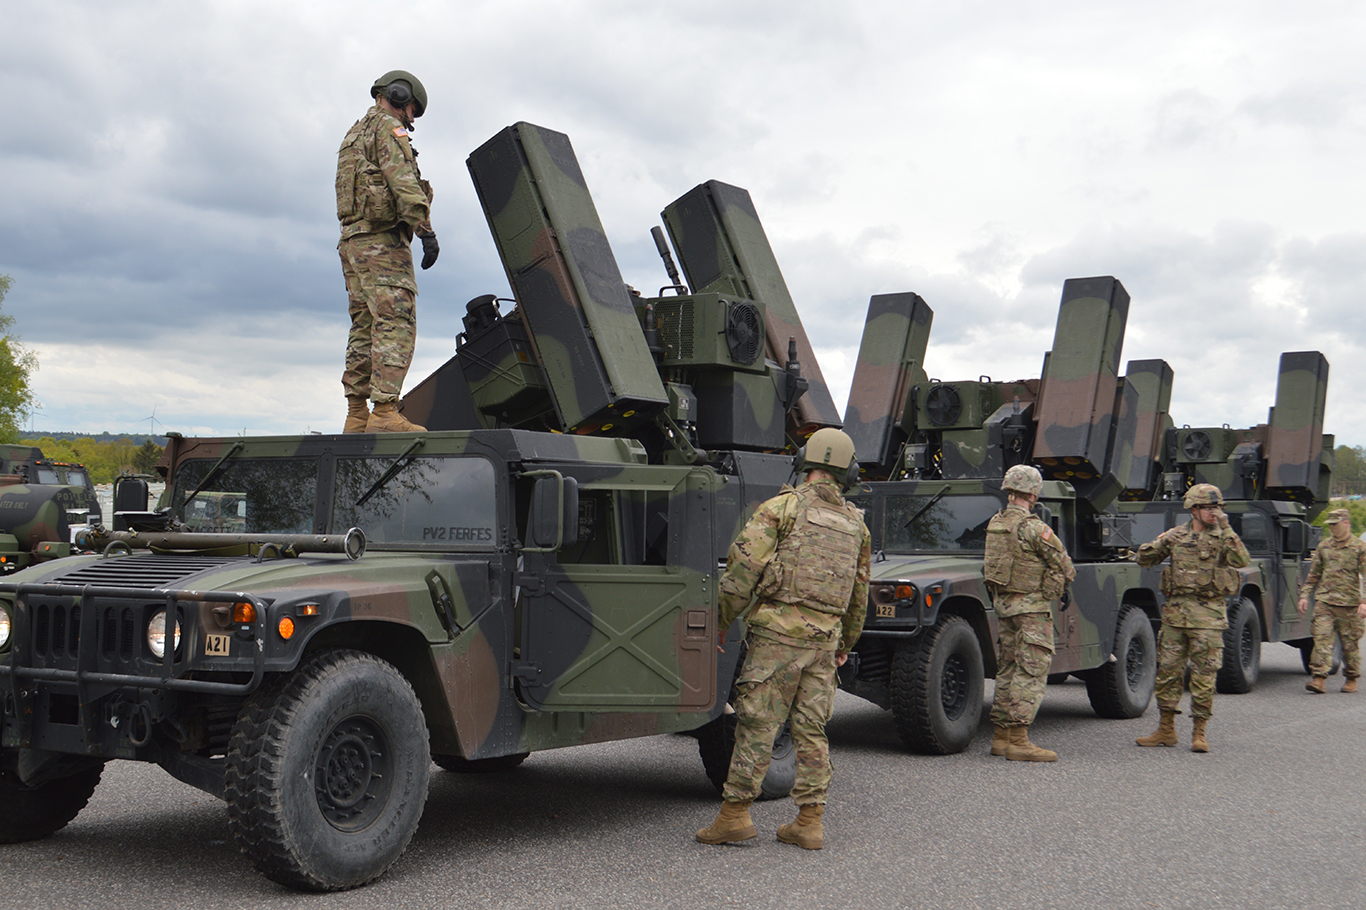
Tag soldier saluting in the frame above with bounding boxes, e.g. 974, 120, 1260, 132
983, 464, 1076, 762
695, 428, 871, 851
1135, 484, 1250, 752
1297, 508, 1366, 694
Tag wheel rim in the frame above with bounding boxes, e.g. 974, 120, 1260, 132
1125, 632, 1148, 688
940, 653, 969, 720
315, 715, 392, 832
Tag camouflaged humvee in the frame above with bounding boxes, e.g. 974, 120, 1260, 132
839, 279, 1333, 754
0, 122, 827, 892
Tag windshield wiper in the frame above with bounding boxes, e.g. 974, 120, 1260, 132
356, 437, 427, 507
903, 484, 951, 531
180, 441, 244, 512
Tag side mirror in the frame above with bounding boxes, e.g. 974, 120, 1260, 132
1282, 519, 1306, 557
526, 473, 579, 552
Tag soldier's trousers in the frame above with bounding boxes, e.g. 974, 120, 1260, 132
723, 638, 837, 807
340, 230, 417, 403
1154, 625, 1223, 718
1310, 604, 1364, 679
989, 612, 1055, 727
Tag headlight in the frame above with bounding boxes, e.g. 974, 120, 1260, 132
0, 606, 10, 649
148, 610, 181, 658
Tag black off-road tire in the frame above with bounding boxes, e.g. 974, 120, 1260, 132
0, 753, 103, 843
1216, 597, 1261, 694
434, 752, 529, 773
890, 614, 984, 755
696, 713, 795, 801
224, 650, 431, 892
1084, 606, 1157, 718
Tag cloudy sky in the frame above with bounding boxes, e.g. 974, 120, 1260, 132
3, 1, 1363, 448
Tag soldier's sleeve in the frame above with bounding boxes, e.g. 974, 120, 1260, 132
376, 125, 434, 234
1219, 528, 1250, 569
1135, 530, 1172, 568
717, 496, 788, 629
839, 524, 873, 653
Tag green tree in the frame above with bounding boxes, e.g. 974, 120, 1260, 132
0, 275, 38, 443
132, 439, 164, 474
1332, 444, 1366, 499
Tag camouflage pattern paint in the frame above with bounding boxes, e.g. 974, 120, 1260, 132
661, 180, 841, 436
843, 293, 933, 479
467, 123, 667, 434
1034, 276, 1130, 502
1122, 359, 1174, 496
1265, 351, 1329, 501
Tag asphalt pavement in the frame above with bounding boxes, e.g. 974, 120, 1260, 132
2, 643, 1362, 910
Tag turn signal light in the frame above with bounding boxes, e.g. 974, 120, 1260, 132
232, 601, 257, 623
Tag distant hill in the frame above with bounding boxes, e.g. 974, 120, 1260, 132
20, 432, 170, 447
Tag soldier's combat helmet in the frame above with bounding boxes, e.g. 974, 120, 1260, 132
1183, 483, 1224, 509
799, 428, 859, 489
1001, 464, 1043, 497
371, 70, 428, 118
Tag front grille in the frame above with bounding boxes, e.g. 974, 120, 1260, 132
48, 555, 236, 589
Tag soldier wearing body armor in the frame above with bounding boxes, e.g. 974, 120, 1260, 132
1297, 508, 1366, 694
1135, 483, 1250, 752
696, 428, 871, 851
336, 70, 440, 434
983, 464, 1076, 762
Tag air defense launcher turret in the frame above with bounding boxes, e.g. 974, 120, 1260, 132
401, 124, 828, 474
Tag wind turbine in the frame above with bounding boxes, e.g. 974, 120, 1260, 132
141, 405, 164, 438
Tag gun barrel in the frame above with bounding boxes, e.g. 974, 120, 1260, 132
651, 226, 685, 290
77, 527, 367, 560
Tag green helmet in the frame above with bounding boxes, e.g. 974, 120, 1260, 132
1001, 464, 1043, 497
1183, 483, 1224, 509
371, 70, 428, 118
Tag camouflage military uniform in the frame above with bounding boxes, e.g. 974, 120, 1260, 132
985, 502, 1076, 727
336, 104, 434, 404
1301, 522, 1366, 681
1136, 520, 1250, 718
716, 477, 871, 807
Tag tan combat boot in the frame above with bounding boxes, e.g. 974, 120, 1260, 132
366, 402, 426, 433
1136, 708, 1178, 747
990, 724, 1010, 757
776, 804, 824, 850
1306, 676, 1326, 694
1343, 678, 1358, 694
1005, 726, 1057, 762
1190, 717, 1210, 753
695, 800, 757, 845
343, 397, 370, 434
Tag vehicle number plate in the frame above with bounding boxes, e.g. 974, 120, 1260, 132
205, 633, 232, 656
876, 603, 896, 618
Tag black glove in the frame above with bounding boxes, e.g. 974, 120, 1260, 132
417, 231, 439, 270
1061, 584, 1072, 610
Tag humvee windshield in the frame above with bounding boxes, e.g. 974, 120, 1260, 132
882, 493, 1001, 552
172, 460, 318, 534
171, 455, 500, 549
332, 455, 497, 549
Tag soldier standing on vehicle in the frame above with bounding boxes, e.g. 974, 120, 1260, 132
1297, 508, 1366, 694
1135, 483, 1250, 752
983, 464, 1076, 762
336, 70, 439, 434
695, 428, 871, 851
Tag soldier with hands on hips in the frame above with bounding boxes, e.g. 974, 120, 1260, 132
336, 70, 439, 434
695, 428, 871, 851
983, 464, 1076, 762
1297, 508, 1366, 694
1135, 483, 1250, 752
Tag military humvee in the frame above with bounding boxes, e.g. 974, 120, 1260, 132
837, 280, 1333, 753
0, 122, 833, 891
